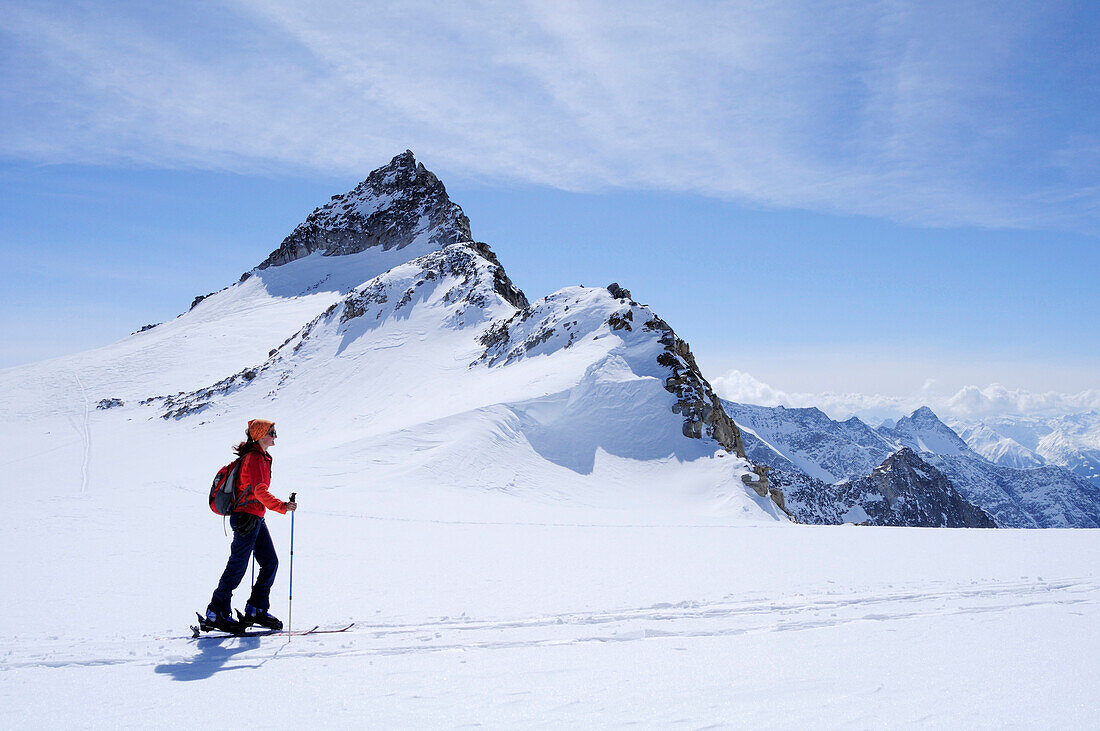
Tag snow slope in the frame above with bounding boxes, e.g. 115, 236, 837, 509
723, 403, 894, 482
956, 423, 1045, 469
0, 246, 447, 418
3, 499, 1097, 727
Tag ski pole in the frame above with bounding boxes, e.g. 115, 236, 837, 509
288, 492, 296, 638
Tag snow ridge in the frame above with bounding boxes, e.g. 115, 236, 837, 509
130, 238, 771, 518
956, 423, 1045, 469
479, 285, 745, 455
154, 243, 520, 420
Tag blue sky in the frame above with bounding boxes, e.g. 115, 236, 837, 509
1, 0, 1097, 418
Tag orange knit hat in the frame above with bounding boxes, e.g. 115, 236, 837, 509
247, 419, 275, 441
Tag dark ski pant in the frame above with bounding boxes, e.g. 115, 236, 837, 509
209, 513, 278, 616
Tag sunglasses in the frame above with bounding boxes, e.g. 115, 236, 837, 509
268, 427, 277, 438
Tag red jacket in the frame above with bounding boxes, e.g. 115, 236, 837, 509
236, 448, 289, 517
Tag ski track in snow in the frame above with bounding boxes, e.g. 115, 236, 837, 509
6, 577, 1096, 673
71, 369, 91, 494
0, 437, 84, 470
309, 508, 787, 529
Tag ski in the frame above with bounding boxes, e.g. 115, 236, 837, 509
197, 622, 353, 639
294, 622, 355, 635
189, 624, 320, 640
168, 619, 355, 641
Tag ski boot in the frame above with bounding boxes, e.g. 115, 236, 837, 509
238, 604, 283, 631
198, 608, 246, 635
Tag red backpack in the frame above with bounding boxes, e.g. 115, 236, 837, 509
209, 457, 245, 515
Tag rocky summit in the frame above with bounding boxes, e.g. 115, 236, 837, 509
257, 150, 473, 270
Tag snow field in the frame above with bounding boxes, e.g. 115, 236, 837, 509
3, 494, 1097, 727
4, 390, 1095, 727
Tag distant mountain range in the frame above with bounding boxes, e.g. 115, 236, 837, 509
724, 402, 1100, 528
949, 412, 1100, 487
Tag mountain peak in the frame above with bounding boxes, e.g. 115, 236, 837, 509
861, 447, 997, 527
389, 148, 417, 168
877, 406, 974, 458
882, 446, 921, 469
255, 150, 472, 271
910, 406, 939, 420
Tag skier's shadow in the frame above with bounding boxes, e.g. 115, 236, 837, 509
154, 636, 264, 681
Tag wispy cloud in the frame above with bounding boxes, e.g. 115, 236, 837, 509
2, 1, 1097, 233
713, 369, 1100, 422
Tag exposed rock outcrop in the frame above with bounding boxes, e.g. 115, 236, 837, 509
607, 282, 632, 300
469, 241, 529, 310
741, 463, 787, 512
647, 315, 745, 457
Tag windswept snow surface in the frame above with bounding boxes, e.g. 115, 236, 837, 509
2, 484, 1097, 727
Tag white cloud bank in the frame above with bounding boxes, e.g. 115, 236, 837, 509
1, 1, 1097, 234
713, 370, 1100, 422
946, 384, 1100, 419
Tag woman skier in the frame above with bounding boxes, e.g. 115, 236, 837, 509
204, 418, 296, 633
